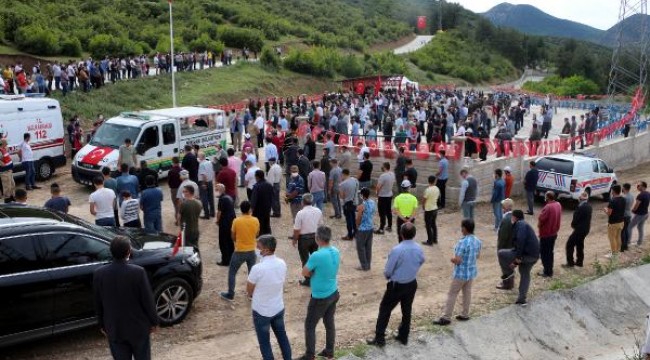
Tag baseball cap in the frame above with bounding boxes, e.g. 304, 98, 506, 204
401, 179, 412, 188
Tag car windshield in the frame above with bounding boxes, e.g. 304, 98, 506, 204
90, 123, 141, 149
60, 213, 119, 239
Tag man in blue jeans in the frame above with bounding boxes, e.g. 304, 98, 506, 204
139, 175, 163, 233
296, 226, 340, 360
247, 235, 292, 360
19, 133, 39, 190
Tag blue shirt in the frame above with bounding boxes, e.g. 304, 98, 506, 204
116, 173, 139, 203
384, 239, 425, 284
438, 158, 449, 180
491, 178, 505, 203
359, 199, 376, 231
265, 143, 278, 162
140, 187, 163, 215
452, 234, 482, 281
279, 118, 288, 131
287, 176, 305, 204
44, 196, 71, 213
306, 246, 340, 299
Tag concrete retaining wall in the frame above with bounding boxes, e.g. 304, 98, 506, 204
344, 264, 650, 360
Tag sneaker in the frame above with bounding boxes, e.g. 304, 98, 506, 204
393, 335, 408, 345
421, 241, 434, 246
525, 211, 533, 215
366, 338, 385, 347
432, 317, 451, 326
219, 292, 234, 301
536, 272, 552, 278
341, 236, 353, 241
386, 227, 392, 232
374, 229, 384, 235
455, 315, 470, 321
561, 263, 574, 268
604, 253, 613, 259
32, 185, 42, 189
317, 350, 334, 359
299, 279, 311, 287
515, 300, 527, 306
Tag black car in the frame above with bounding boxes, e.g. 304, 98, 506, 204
0, 205, 202, 347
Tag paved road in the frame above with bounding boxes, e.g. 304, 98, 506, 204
393, 35, 435, 55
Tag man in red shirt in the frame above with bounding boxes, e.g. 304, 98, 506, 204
216, 157, 238, 205
537, 191, 562, 277
503, 166, 514, 198
271, 129, 285, 165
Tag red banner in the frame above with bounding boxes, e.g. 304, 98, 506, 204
417, 16, 427, 30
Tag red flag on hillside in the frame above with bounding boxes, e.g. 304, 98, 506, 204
417, 16, 427, 30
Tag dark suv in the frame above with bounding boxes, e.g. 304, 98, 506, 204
0, 205, 202, 347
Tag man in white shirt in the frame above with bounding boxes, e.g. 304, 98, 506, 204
264, 137, 278, 173
247, 235, 292, 360
90, 176, 117, 226
267, 158, 283, 218
244, 160, 260, 201
293, 193, 323, 286
18, 133, 39, 190
254, 113, 265, 150
176, 170, 199, 210
197, 151, 215, 219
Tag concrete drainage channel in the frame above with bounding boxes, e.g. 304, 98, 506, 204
343, 264, 650, 360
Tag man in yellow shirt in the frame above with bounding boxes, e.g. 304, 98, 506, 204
220, 200, 260, 301
393, 180, 419, 242
422, 175, 441, 246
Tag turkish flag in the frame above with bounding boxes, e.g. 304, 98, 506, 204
417, 16, 427, 30
171, 230, 182, 256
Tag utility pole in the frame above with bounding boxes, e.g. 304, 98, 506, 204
438, 0, 443, 32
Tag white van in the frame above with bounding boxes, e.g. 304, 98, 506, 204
0, 95, 67, 180
535, 154, 617, 201
71, 106, 227, 185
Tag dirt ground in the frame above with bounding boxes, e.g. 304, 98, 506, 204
3, 158, 650, 360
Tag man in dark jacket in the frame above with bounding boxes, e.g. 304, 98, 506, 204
181, 145, 199, 183
251, 170, 274, 235
524, 161, 539, 215
497, 210, 540, 305
93, 236, 158, 360
496, 198, 514, 288
564, 191, 592, 267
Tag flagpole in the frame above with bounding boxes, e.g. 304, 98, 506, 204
169, 0, 177, 108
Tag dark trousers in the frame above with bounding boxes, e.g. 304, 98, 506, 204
355, 230, 373, 270
424, 210, 438, 244
218, 222, 234, 265
272, 183, 281, 216
498, 249, 537, 303
298, 234, 318, 282
343, 202, 356, 238
378, 196, 392, 230
541, 122, 551, 138
621, 215, 631, 251
227, 251, 256, 296
539, 235, 557, 276
199, 181, 215, 217
436, 178, 447, 208
108, 335, 151, 360
304, 291, 339, 357
374, 280, 417, 343
124, 219, 142, 228
526, 190, 535, 214
566, 231, 587, 266
396, 217, 414, 242
256, 212, 271, 235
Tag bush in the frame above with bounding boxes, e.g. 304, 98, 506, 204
340, 55, 365, 78
260, 47, 281, 70
88, 34, 142, 58
523, 75, 601, 97
190, 33, 225, 54
14, 24, 61, 55
217, 26, 264, 52
60, 36, 82, 57
283, 47, 341, 77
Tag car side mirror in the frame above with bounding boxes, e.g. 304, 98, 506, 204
136, 143, 146, 156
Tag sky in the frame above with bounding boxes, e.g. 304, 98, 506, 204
450, 0, 621, 30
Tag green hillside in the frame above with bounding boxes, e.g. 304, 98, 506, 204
0, 0, 412, 57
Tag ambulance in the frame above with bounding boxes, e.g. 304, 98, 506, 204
535, 154, 617, 201
0, 95, 67, 180
71, 106, 228, 185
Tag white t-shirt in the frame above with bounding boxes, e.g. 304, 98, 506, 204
293, 205, 323, 235
198, 160, 215, 182
119, 198, 140, 223
245, 166, 259, 190
247, 255, 286, 317
267, 164, 282, 184
20, 142, 34, 162
89, 188, 116, 220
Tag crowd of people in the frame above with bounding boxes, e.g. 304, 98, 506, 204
0, 49, 256, 96
3, 85, 647, 360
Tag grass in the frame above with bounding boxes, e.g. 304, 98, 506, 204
334, 343, 371, 359
50, 62, 335, 123
0, 43, 90, 63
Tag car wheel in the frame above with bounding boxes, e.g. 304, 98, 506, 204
37, 159, 53, 180
154, 278, 194, 326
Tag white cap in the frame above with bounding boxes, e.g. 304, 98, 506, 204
244, 133, 251, 139
180, 170, 189, 178
401, 179, 412, 188
504, 166, 512, 172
